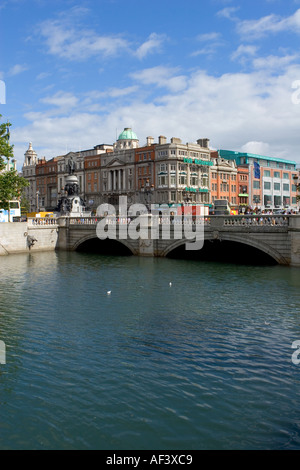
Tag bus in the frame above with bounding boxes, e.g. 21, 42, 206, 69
0, 200, 21, 222
213, 199, 231, 215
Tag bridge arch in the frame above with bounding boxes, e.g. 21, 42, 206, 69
72, 234, 137, 255
163, 232, 289, 265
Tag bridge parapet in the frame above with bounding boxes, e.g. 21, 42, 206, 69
28, 217, 58, 227
58, 214, 292, 230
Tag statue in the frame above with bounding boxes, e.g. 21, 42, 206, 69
67, 156, 75, 175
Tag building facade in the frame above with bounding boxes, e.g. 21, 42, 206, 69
218, 150, 298, 211
21, 134, 299, 214
210, 152, 238, 206
22, 143, 38, 212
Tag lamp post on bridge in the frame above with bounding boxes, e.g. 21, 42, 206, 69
141, 178, 154, 211
293, 175, 300, 212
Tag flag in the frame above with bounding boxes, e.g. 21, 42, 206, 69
254, 161, 260, 179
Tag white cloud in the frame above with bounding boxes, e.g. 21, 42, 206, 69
39, 18, 130, 60
237, 8, 300, 39
39, 16, 165, 62
135, 33, 166, 59
40, 91, 78, 112
217, 7, 240, 20
196, 32, 222, 42
192, 31, 224, 57
253, 54, 299, 70
12, 65, 300, 167
130, 66, 187, 93
231, 45, 258, 62
8, 64, 28, 76
241, 141, 271, 155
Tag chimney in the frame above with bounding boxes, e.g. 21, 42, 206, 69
171, 137, 182, 144
158, 135, 167, 145
197, 138, 210, 148
147, 136, 154, 146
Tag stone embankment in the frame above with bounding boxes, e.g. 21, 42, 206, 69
0, 219, 58, 256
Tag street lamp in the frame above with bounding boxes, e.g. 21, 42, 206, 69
141, 178, 154, 210
293, 174, 300, 211
36, 190, 40, 212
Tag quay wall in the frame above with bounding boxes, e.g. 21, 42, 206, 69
0, 221, 58, 256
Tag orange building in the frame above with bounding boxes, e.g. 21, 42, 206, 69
210, 151, 238, 210
36, 157, 57, 210
135, 137, 156, 192
85, 154, 101, 208
237, 166, 249, 207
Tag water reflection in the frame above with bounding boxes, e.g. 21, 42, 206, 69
0, 251, 300, 449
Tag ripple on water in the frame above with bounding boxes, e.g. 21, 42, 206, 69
0, 252, 300, 449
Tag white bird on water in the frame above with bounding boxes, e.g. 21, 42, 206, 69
169, 282, 172, 287
107, 291, 111, 295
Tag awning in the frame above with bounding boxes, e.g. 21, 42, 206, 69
239, 193, 249, 197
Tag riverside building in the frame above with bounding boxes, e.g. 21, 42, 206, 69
218, 150, 299, 211
95, 129, 212, 211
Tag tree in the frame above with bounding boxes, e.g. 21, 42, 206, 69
0, 115, 13, 168
0, 114, 29, 221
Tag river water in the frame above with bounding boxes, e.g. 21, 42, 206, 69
0, 250, 300, 450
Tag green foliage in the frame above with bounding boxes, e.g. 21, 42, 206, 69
0, 115, 29, 216
0, 114, 13, 169
0, 169, 29, 210
20, 195, 30, 215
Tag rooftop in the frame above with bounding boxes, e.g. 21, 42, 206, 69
118, 128, 138, 141
219, 149, 297, 166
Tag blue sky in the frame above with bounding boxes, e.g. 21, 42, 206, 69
1, 0, 300, 168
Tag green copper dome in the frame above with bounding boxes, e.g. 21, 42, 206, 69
118, 128, 138, 140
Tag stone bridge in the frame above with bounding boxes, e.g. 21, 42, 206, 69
52, 214, 300, 267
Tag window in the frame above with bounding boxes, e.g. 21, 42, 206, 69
170, 164, 176, 172
253, 181, 260, 189
158, 175, 167, 186
170, 175, 176, 186
283, 173, 289, 179
171, 191, 176, 202
283, 184, 289, 192
201, 174, 209, 187
264, 195, 272, 205
190, 175, 198, 186
274, 183, 281, 191
264, 181, 271, 190
274, 195, 281, 206
264, 170, 271, 177
274, 171, 280, 178
179, 175, 187, 185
